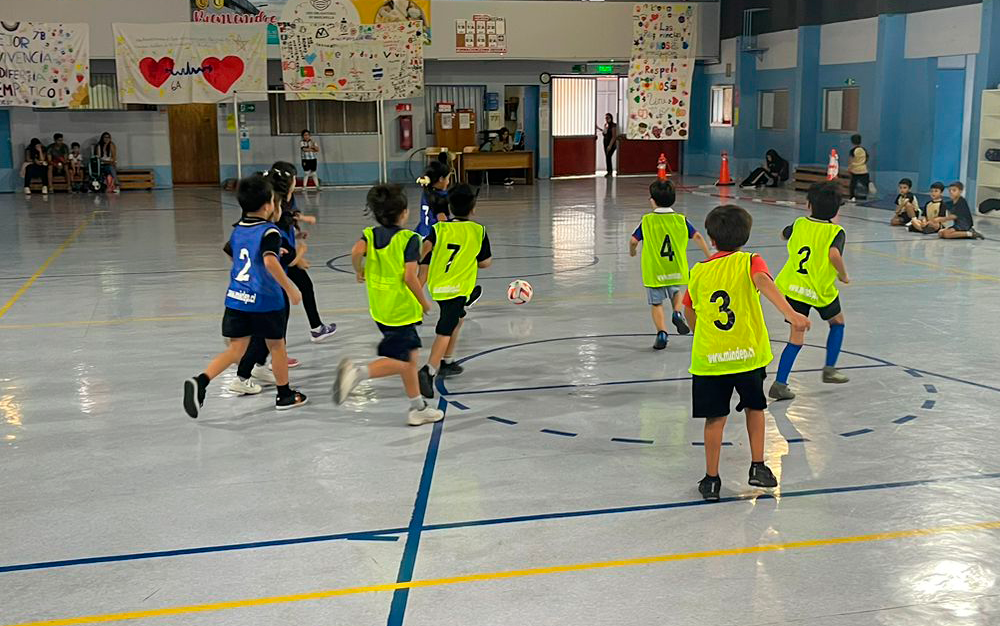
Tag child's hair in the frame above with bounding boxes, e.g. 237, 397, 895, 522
70, 142, 80, 148
418, 159, 450, 188
649, 180, 676, 208
705, 205, 752, 252
366, 183, 408, 227
300, 129, 311, 137
807, 182, 842, 221
53, 133, 63, 141
851, 134, 862, 145
949, 181, 964, 192
267, 160, 297, 201
898, 178, 913, 188
930, 181, 945, 191
237, 173, 275, 216
448, 184, 478, 217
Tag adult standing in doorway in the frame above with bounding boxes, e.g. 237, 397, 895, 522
95, 131, 120, 193
599, 113, 618, 177
22, 138, 49, 195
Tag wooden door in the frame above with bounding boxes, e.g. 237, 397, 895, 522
552, 136, 596, 177
168, 103, 220, 185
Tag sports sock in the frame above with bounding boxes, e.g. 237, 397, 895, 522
195, 373, 210, 388
442, 357, 453, 365
776, 344, 802, 384
355, 365, 370, 381
409, 396, 426, 411
277, 384, 291, 398
312, 325, 323, 332
427, 365, 437, 376
826, 324, 845, 368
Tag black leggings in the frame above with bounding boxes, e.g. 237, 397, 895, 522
742, 168, 772, 187
24, 163, 48, 187
604, 145, 617, 174
237, 297, 290, 379
287, 265, 323, 329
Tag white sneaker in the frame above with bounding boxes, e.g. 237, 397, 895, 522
408, 405, 445, 426
251, 363, 276, 385
23, 187, 30, 195
227, 377, 263, 395
41, 186, 48, 195
332, 358, 361, 405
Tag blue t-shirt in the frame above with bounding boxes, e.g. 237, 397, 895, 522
632, 210, 697, 241
416, 188, 449, 238
225, 221, 285, 312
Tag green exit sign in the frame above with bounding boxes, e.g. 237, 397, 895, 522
239, 103, 256, 113
595, 65, 615, 74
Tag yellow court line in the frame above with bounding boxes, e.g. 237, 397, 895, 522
0, 214, 94, 320
7, 520, 1000, 626
856, 246, 1000, 282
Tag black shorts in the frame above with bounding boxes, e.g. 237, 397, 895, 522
301, 159, 317, 173
787, 296, 842, 321
692, 367, 768, 418
221, 307, 287, 340
376, 322, 422, 361
435, 297, 468, 336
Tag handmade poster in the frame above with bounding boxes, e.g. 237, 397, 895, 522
455, 15, 506, 54
278, 21, 423, 101
626, 57, 693, 140
114, 23, 266, 104
0, 22, 89, 108
275, 0, 430, 43
632, 4, 697, 57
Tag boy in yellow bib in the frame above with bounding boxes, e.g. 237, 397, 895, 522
683, 205, 810, 501
333, 184, 444, 426
629, 180, 710, 349
417, 184, 493, 399
770, 182, 851, 401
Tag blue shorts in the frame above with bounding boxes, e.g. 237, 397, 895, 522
647, 285, 681, 306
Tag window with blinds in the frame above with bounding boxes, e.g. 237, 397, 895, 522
268, 91, 378, 135
423, 85, 485, 134
552, 77, 596, 137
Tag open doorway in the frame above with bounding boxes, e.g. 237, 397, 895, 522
595, 77, 620, 176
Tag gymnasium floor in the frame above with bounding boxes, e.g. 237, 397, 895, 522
3, 178, 1000, 626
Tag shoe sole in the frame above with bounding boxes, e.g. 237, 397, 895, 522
467, 287, 483, 307
333, 359, 351, 405
653, 343, 667, 350
672, 317, 690, 335
183, 379, 200, 418
310, 328, 338, 343
418, 370, 435, 399
287, 361, 301, 369
822, 377, 849, 384
748, 480, 777, 489
768, 393, 795, 401
276, 397, 309, 411
408, 413, 445, 426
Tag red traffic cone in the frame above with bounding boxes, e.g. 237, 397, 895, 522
657, 153, 669, 180
827, 149, 840, 181
716, 151, 735, 186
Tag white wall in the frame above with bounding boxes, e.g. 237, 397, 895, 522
904, 4, 982, 59
3, 0, 191, 58
820, 17, 878, 66
756, 29, 798, 71
705, 38, 737, 75
425, 1, 720, 61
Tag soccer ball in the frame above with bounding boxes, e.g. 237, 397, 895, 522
507, 279, 533, 305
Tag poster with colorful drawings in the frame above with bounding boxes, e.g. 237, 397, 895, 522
0, 22, 90, 108
632, 4, 697, 57
278, 21, 423, 101
113, 23, 267, 104
626, 57, 693, 140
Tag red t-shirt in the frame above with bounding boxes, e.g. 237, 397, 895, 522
682, 251, 769, 307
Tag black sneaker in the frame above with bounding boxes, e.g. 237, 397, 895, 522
466, 285, 483, 307
438, 361, 464, 378
971, 228, 985, 240
276, 390, 308, 411
698, 475, 721, 501
672, 311, 690, 335
418, 365, 435, 399
748, 463, 778, 488
183, 377, 207, 419
653, 331, 668, 350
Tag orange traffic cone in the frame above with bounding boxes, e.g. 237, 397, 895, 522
657, 153, 669, 180
827, 149, 840, 181
716, 151, 734, 186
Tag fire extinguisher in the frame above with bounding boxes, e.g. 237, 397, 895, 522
399, 114, 413, 151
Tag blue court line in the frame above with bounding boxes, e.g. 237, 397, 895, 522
611, 437, 654, 445
540, 428, 578, 437
785, 437, 810, 443
924, 384, 938, 393
904, 369, 924, 378
894, 415, 918, 425
346, 535, 399, 542
907, 369, 1000, 394
487, 415, 517, 425
921, 400, 936, 410
325, 248, 599, 281
840, 428, 874, 437
385, 401, 446, 626
5, 471, 1000, 576
692, 442, 733, 447
449, 401, 470, 410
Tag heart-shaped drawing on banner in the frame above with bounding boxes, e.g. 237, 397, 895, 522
201, 56, 245, 93
338, 78, 348, 86
139, 57, 174, 88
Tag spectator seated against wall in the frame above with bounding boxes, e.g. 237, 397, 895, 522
94, 131, 120, 194
740, 149, 789, 189
21, 138, 49, 195
47, 133, 70, 185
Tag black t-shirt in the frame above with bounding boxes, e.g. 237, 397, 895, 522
603, 122, 617, 149
782, 218, 846, 253
362, 225, 420, 262
950, 197, 973, 231
419, 219, 492, 265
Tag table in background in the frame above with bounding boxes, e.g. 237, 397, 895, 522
460, 151, 534, 185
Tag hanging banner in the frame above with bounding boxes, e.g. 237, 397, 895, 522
0, 22, 90, 108
113, 23, 266, 104
278, 21, 423, 101
191, 0, 431, 43
626, 57, 693, 140
632, 4, 697, 57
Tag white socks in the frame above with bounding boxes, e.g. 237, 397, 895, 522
409, 396, 426, 411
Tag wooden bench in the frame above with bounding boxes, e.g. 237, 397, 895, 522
118, 169, 155, 190
794, 166, 851, 195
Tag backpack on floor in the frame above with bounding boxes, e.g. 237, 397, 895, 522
986, 149, 1000, 162
979, 198, 1000, 214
